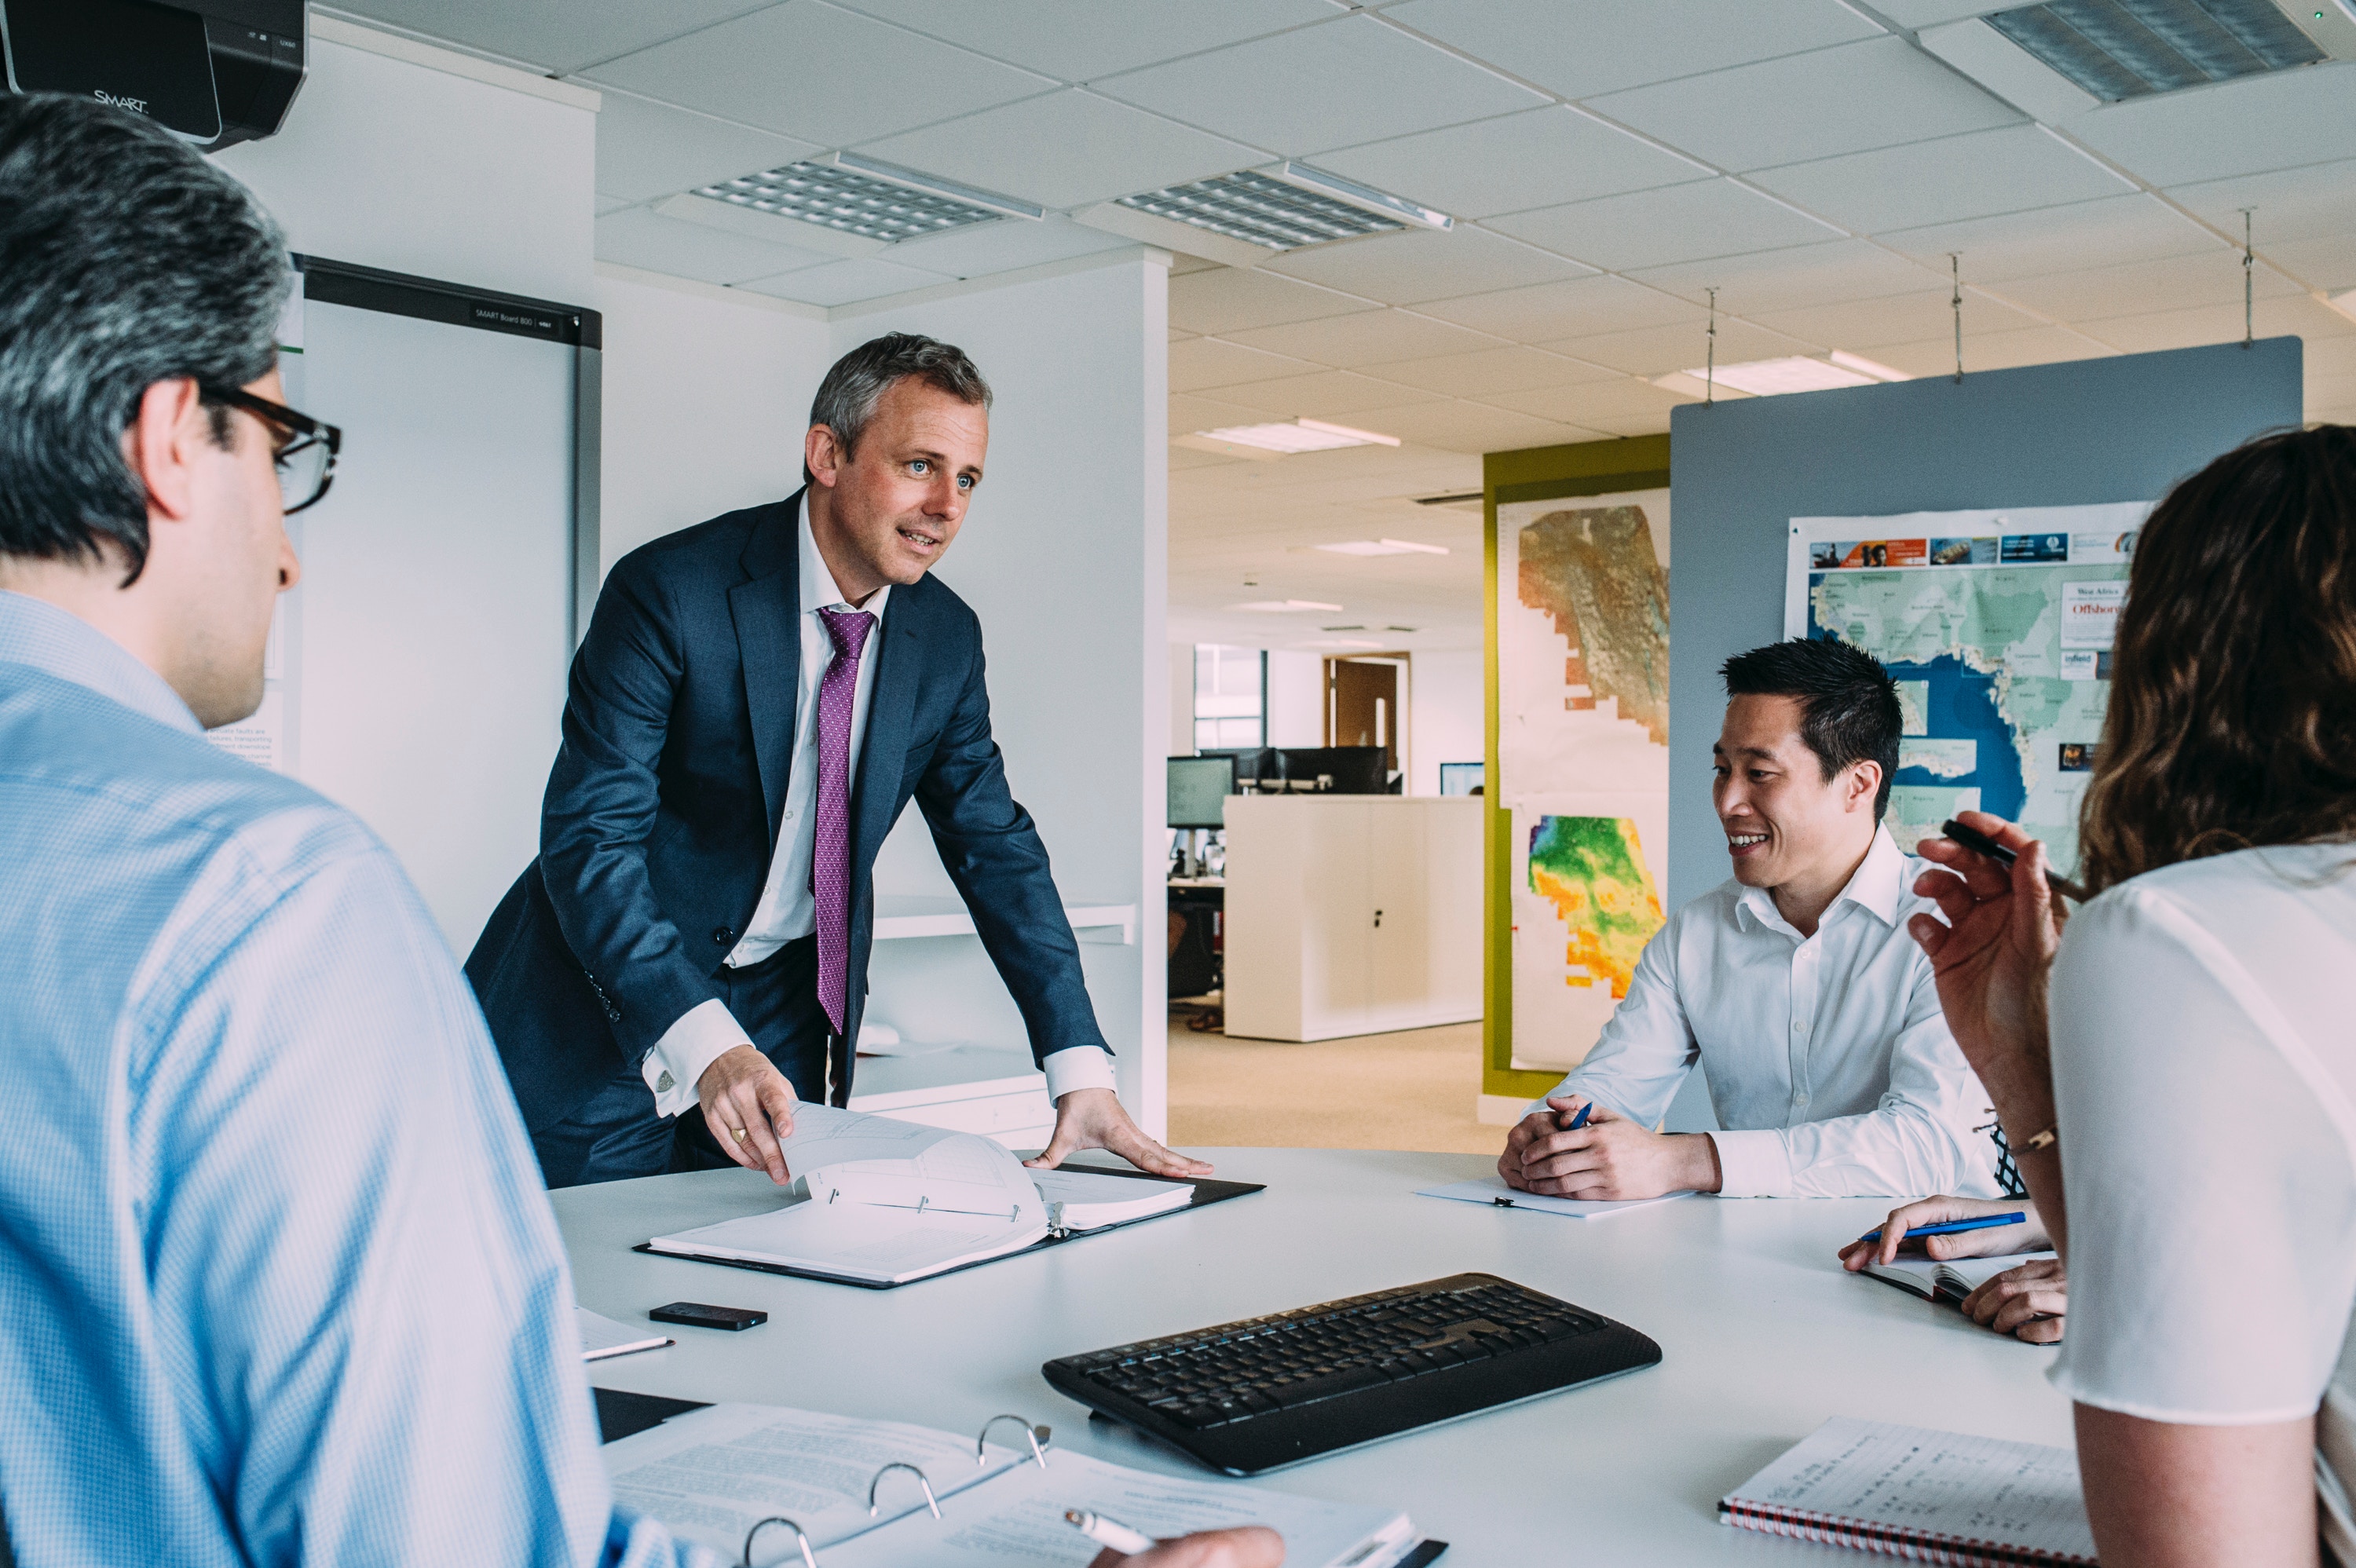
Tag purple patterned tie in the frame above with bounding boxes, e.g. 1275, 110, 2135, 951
812, 605, 874, 1036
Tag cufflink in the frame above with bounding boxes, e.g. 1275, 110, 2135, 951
657, 1071, 675, 1092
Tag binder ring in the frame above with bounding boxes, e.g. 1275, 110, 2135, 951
867, 1460, 941, 1519
976, 1413, 1050, 1469
742, 1516, 817, 1568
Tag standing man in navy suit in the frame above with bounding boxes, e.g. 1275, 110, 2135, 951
468, 334, 1204, 1188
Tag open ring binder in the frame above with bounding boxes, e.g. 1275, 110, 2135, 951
741, 1515, 816, 1568
976, 1413, 1051, 1469
866, 1461, 940, 1519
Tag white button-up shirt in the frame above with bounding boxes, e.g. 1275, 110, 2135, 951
1544, 826, 2003, 1198
643, 502, 1114, 1115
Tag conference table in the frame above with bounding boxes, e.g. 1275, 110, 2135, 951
555, 1148, 2073, 1564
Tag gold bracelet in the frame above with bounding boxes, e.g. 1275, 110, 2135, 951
2017, 1125, 2057, 1153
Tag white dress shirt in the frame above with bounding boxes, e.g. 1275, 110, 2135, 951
643, 500, 1115, 1116
2043, 843, 2356, 1563
1542, 826, 2003, 1198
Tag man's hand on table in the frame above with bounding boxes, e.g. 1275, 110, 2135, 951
1028, 1087, 1213, 1179
1089, 1526, 1284, 1567
1840, 1193, 2065, 1343
696, 1044, 797, 1184
1499, 1095, 1720, 1200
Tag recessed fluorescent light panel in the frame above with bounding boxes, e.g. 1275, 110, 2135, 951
1187, 418, 1403, 455
1663, 354, 1913, 398
1985, 0, 2325, 101
695, 152, 1041, 245
1233, 599, 1344, 612
1116, 163, 1449, 253
1315, 539, 1451, 557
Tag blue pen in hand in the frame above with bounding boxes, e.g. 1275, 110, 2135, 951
1858, 1211, 2025, 1245
1564, 1101, 1593, 1131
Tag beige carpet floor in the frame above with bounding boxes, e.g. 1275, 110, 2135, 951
1165, 1007, 1502, 1154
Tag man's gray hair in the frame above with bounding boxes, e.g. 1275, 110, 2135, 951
0, 95, 288, 585
809, 333, 991, 459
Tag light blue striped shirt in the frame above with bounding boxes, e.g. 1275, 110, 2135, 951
0, 591, 708, 1567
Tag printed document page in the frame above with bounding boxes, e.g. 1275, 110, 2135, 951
603, 1402, 1027, 1556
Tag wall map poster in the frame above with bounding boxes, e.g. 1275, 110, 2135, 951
1497, 489, 1670, 1074
1786, 501, 2147, 879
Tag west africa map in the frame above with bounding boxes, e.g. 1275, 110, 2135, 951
1786, 503, 2147, 878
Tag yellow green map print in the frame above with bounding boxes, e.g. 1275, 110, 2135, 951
1527, 815, 1665, 999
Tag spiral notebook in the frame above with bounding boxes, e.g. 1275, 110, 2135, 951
601, 1401, 1440, 1567
1720, 1416, 2097, 1566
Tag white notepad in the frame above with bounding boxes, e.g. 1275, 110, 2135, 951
576, 1307, 672, 1362
1721, 1416, 2097, 1566
1030, 1168, 1194, 1231
1415, 1174, 1696, 1220
1862, 1250, 2058, 1306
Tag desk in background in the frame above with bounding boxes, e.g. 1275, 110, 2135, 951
559, 1149, 2071, 1563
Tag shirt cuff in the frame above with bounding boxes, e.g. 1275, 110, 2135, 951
1041, 1046, 1117, 1102
643, 997, 751, 1119
1707, 1129, 1794, 1197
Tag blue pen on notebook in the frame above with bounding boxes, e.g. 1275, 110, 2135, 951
1858, 1211, 2025, 1245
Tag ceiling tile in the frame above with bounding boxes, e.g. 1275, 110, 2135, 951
1169, 391, 1276, 431
330, 0, 774, 74
1416, 273, 1702, 339
596, 193, 636, 216
1536, 316, 1818, 375
1352, 345, 1625, 397
1170, 445, 1253, 472
1385, 0, 1881, 100
740, 255, 951, 305
821, 0, 1332, 80
593, 89, 822, 202
884, 215, 1132, 279
1488, 180, 1842, 270
1261, 226, 1593, 306
2309, 337, 2356, 376
1749, 287, 2047, 349
1876, 194, 2222, 281
852, 90, 1260, 208
1988, 250, 2302, 323
1627, 239, 1947, 313
1312, 108, 1709, 221
1483, 377, 1694, 426
1869, 0, 2011, 21
1092, 15, 1546, 156
1169, 338, 1322, 393
2259, 236, 2356, 293
2165, 159, 2356, 247
1749, 126, 2135, 233
594, 204, 834, 284
2072, 294, 2356, 356
1343, 399, 1604, 455
1585, 37, 2018, 174
1169, 268, 1378, 334
582, 4, 1054, 146
1208, 371, 1449, 419
2069, 62, 2356, 188
1839, 324, 2114, 377
1219, 309, 1505, 367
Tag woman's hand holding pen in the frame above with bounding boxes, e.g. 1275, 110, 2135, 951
1840, 1196, 2067, 1343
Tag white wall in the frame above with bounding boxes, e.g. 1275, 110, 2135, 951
594, 268, 833, 573
1410, 649, 1483, 797
845, 255, 1173, 1134
1169, 643, 1195, 755
1267, 649, 1324, 747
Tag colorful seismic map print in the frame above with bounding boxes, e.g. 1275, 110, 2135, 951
1517, 506, 1670, 747
1527, 815, 1665, 999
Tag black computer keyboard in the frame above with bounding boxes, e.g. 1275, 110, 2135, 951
1043, 1272, 1661, 1475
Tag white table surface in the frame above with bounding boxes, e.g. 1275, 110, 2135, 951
554, 1148, 2072, 1564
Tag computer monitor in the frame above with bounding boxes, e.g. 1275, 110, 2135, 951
1168, 755, 1235, 828
1197, 746, 1273, 791
1273, 746, 1388, 795
1439, 762, 1484, 796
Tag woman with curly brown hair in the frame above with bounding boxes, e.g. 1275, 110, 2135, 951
1910, 423, 2356, 1567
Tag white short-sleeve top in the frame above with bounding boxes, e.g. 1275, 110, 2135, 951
2048, 842, 2356, 1560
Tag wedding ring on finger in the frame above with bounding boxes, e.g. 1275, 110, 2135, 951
730, 1126, 748, 1142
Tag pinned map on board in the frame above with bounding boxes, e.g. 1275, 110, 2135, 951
1498, 488, 1671, 1075
1787, 502, 2147, 879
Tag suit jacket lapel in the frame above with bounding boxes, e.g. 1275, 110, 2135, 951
851, 585, 921, 872
729, 493, 803, 849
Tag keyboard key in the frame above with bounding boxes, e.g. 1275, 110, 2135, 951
1267, 1365, 1388, 1409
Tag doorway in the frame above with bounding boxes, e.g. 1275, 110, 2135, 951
1324, 653, 1410, 782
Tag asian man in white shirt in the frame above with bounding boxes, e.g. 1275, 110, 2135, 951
1500, 638, 2003, 1201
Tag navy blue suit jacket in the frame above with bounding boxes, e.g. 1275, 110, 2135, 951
466, 493, 1110, 1133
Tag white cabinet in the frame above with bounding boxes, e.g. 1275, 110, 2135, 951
1222, 796, 1482, 1042
847, 1045, 1056, 1153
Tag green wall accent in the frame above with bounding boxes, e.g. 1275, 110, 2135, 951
1481, 434, 1670, 1105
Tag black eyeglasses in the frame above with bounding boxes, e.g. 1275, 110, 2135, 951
198, 384, 342, 514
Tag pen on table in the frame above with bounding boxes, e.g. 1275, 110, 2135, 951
1066, 1510, 1156, 1555
1858, 1211, 2026, 1244
1938, 819, 2091, 903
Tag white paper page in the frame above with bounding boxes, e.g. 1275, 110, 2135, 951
576, 1307, 671, 1361
602, 1402, 1026, 1558
785, 1106, 1044, 1226
1937, 1252, 2058, 1293
1030, 1168, 1194, 1230
822, 1449, 1412, 1568
1415, 1175, 1696, 1220
651, 1199, 1048, 1285
1725, 1416, 2095, 1562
